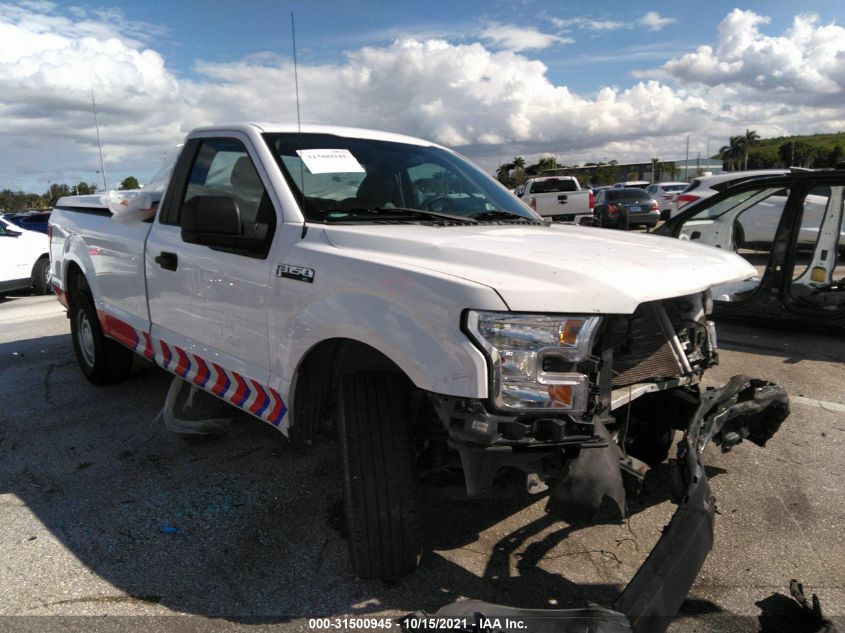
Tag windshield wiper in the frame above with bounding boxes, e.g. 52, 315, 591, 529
470, 210, 541, 221
324, 206, 477, 224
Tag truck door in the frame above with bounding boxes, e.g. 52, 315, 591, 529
144, 135, 279, 409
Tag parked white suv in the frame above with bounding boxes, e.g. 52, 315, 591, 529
645, 182, 688, 220
0, 216, 51, 297
672, 170, 789, 218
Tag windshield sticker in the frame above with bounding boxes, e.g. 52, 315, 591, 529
296, 149, 365, 174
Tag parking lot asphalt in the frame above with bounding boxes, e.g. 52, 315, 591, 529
0, 293, 843, 633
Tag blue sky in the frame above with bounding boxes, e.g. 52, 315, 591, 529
1, 0, 845, 192
100, 0, 845, 91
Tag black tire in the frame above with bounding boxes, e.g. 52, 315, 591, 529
31, 257, 51, 295
69, 290, 133, 385
337, 371, 421, 579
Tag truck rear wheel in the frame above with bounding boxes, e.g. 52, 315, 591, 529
69, 290, 133, 385
337, 371, 421, 579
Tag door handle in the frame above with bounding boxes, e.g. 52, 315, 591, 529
155, 251, 178, 271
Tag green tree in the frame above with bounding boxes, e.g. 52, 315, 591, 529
511, 156, 526, 184
45, 184, 72, 206
741, 129, 760, 170
496, 162, 515, 187
719, 135, 744, 171
76, 182, 96, 195
779, 141, 818, 168
827, 145, 844, 167
120, 176, 140, 190
532, 156, 557, 174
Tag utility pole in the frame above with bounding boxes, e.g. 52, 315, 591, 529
685, 135, 690, 180
91, 90, 108, 191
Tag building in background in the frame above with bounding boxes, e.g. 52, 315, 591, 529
539, 158, 724, 185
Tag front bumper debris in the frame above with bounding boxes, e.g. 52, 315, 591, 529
401, 376, 791, 633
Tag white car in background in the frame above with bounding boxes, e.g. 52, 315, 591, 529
645, 182, 688, 220
671, 170, 789, 218
0, 216, 51, 297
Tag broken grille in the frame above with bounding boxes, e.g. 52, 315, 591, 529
609, 302, 684, 387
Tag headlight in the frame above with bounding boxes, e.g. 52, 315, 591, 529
466, 311, 601, 412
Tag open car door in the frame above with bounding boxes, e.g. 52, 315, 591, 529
657, 172, 845, 330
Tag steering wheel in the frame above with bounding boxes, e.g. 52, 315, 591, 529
419, 194, 456, 212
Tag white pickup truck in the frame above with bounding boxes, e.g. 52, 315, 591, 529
516, 175, 594, 222
49, 123, 784, 592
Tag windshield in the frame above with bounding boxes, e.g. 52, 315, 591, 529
606, 188, 651, 201
529, 178, 577, 193
263, 133, 540, 223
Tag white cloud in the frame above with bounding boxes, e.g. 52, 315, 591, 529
479, 23, 573, 51
660, 10, 845, 104
0, 2, 182, 189
638, 12, 676, 32
551, 16, 626, 31
1, 5, 845, 192
553, 13, 675, 32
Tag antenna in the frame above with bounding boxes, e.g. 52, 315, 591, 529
91, 90, 109, 191
291, 12, 307, 238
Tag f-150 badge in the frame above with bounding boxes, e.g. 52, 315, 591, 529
275, 264, 315, 283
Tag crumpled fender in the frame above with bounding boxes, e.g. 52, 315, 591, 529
401, 376, 797, 633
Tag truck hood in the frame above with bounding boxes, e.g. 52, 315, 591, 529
322, 223, 755, 314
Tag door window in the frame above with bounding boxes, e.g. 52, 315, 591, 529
677, 186, 788, 302
180, 139, 277, 257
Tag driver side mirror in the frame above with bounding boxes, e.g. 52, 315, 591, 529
181, 195, 242, 247
180, 195, 270, 254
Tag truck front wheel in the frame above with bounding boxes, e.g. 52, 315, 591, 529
69, 290, 133, 385
337, 371, 422, 579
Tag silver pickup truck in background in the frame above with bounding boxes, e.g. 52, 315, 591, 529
516, 175, 594, 223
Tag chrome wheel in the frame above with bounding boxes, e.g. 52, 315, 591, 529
76, 309, 96, 368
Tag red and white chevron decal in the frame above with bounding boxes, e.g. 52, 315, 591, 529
99, 312, 287, 429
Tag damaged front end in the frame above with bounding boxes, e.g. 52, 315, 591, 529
405, 376, 790, 633
437, 291, 721, 512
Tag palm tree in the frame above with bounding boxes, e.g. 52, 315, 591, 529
719, 135, 745, 171
742, 129, 760, 170
512, 156, 526, 183
496, 162, 514, 184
